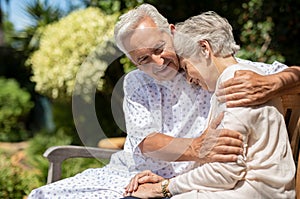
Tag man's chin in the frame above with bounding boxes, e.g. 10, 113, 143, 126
160, 70, 178, 81
151, 67, 177, 81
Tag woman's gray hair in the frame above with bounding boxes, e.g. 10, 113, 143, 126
174, 11, 240, 58
114, 3, 169, 53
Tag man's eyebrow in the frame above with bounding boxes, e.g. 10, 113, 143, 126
153, 40, 165, 48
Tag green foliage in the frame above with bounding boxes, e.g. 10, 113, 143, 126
0, 77, 34, 141
28, 7, 119, 100
2, 19, 15, 45
0, 151, 41, 199
51, 101, 80, 144
120, 56, 136, 73
236, 0, 285, 63
27, 130, 73, 157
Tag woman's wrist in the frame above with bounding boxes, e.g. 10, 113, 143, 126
161, 179, 172, 198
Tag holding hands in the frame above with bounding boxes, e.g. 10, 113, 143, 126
124, 170, 165, 198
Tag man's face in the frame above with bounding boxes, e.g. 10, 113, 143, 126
123, 17, 180, 81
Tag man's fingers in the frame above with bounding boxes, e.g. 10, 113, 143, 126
131, 177, 139, 192
226, 98, 254, 108
210, 154, 238, 163
218, 129, 243, 140
214, 145, 243, 155
217, 91, 247, 102
126, 170, 151, 192
218, 75, 244, 89
125, 178, 136, 192
217, 137, 243, 150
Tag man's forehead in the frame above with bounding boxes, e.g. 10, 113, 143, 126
123, 27, 167, 52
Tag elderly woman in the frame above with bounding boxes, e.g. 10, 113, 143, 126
124, 11, 295, 199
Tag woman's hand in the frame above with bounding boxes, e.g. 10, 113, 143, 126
124, 182, 163, 198
124, 170, 164, 195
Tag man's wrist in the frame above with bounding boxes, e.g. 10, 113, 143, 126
274, 68, 300, 96
272, 73, 285, 95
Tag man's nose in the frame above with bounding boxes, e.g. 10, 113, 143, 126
151, 54, 164, 66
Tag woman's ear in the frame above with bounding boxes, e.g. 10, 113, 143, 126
198, 40, 210, 59
170, 24, 176, 35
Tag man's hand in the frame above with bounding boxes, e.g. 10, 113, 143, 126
215, 70, 278, 107
124, 170, 164, 194
190, 112, 244, 164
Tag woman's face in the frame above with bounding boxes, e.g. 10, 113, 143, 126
180, 58, 209, 91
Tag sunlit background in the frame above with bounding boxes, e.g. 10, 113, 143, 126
0, 0, 299, 198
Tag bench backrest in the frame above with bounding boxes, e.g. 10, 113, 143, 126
281, 91, 300, 198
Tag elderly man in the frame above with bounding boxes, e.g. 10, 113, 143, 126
28, 3, 299, 199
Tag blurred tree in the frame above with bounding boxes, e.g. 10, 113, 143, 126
10, 0, 64, 56
0, 0, 71, 136
0, 0, 10, 45
0, 77, 34, 141
261, 0, 300, 65
236, 0, 285, 63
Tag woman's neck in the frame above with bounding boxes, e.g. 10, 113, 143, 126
213, 55, 238, 75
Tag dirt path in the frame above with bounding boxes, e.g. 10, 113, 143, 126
0, 141, 28, 154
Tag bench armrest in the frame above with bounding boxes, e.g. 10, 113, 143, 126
43, 145, 120, 184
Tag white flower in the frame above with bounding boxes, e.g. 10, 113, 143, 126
29, 7, 119, 100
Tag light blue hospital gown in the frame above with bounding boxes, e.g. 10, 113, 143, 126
28, 59, 287, 199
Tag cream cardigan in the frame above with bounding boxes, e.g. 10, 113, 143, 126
168, 64, 295, 199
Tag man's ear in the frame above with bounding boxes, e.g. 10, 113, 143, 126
198, 40, 210, 59
169, 24, 176, 35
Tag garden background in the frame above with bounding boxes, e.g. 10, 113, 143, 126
0, 0, 299, 198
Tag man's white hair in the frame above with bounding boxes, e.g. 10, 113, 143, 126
174, 11, 240, 59
114, 3, 170, 54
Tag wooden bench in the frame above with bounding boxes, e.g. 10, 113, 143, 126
43, 91, 300, 197
281, 92, 300, 198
